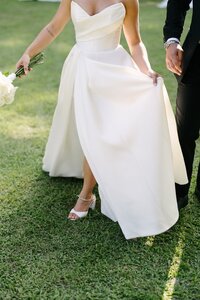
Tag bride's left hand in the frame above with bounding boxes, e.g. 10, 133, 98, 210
146, 70, 161, 86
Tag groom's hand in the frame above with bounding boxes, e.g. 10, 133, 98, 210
166, 43, 183, 76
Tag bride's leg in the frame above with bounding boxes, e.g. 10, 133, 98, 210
68, 158, 96, 220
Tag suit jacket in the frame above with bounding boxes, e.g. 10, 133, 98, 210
163, 0, 200, 81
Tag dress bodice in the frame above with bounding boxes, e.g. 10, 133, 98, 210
71, 1, 126, 51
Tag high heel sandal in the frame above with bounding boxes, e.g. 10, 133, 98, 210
68, 194, 96, 220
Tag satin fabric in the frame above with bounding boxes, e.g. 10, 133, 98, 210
43, 2, 188, 239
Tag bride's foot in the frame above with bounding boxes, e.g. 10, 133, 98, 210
68, 193, 96, 220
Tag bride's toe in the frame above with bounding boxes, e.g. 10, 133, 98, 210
68, 212, 79, 220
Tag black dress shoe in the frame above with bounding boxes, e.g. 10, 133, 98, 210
195, 187, 200, 201
177, 195, 189, 210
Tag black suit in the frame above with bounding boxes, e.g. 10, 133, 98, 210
164, 0, 200, 197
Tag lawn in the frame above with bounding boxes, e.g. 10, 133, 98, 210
0, 1, 199, 299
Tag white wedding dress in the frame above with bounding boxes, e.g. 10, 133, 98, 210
43, 1, 188, 239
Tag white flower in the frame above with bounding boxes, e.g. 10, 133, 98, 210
7, 73, 16, 81
0, 72, 18, 107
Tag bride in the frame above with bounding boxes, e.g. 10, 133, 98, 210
16, 0, 188, 239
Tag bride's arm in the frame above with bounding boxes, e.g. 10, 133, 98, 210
123, 0, 159, 84
16, 0, 71, 74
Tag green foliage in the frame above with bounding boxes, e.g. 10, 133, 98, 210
0, 0, 199, 299
3, 71, 10, 76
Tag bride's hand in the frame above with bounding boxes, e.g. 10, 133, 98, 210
146, 70, 160, 86
16, 53, 31, 76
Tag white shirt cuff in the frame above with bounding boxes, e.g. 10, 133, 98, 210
166, 38, 180, 43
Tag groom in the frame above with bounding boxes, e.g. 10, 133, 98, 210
163, 0, 200, 209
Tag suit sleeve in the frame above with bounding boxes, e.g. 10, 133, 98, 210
163, 0, 191, 42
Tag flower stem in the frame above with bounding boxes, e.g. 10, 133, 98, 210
15, 52, 44, 77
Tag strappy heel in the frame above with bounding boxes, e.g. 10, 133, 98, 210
68, 194, 96, 220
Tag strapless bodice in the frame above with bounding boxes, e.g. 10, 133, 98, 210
71, 1, 126, 52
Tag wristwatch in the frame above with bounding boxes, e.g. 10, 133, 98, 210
164, 38, 180, 49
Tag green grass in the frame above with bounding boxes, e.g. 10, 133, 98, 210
0, 1, 199, 299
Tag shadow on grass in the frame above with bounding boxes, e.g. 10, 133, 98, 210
1, 135, 199, 300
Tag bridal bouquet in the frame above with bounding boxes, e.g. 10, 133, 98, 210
0, 52, 44, 107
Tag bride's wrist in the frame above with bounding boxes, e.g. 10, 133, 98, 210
23, 51, 31, 58
24, 49, 36, 59
144, 69, 154, 76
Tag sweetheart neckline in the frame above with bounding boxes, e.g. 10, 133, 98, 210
71, 1, 125, 17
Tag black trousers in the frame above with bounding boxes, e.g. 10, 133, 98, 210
175, 44, 200, 197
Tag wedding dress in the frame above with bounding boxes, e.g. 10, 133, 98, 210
43, 1, 188, 239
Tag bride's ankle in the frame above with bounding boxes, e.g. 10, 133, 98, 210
78, 192, 93, 201
73, 193, 95, 212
